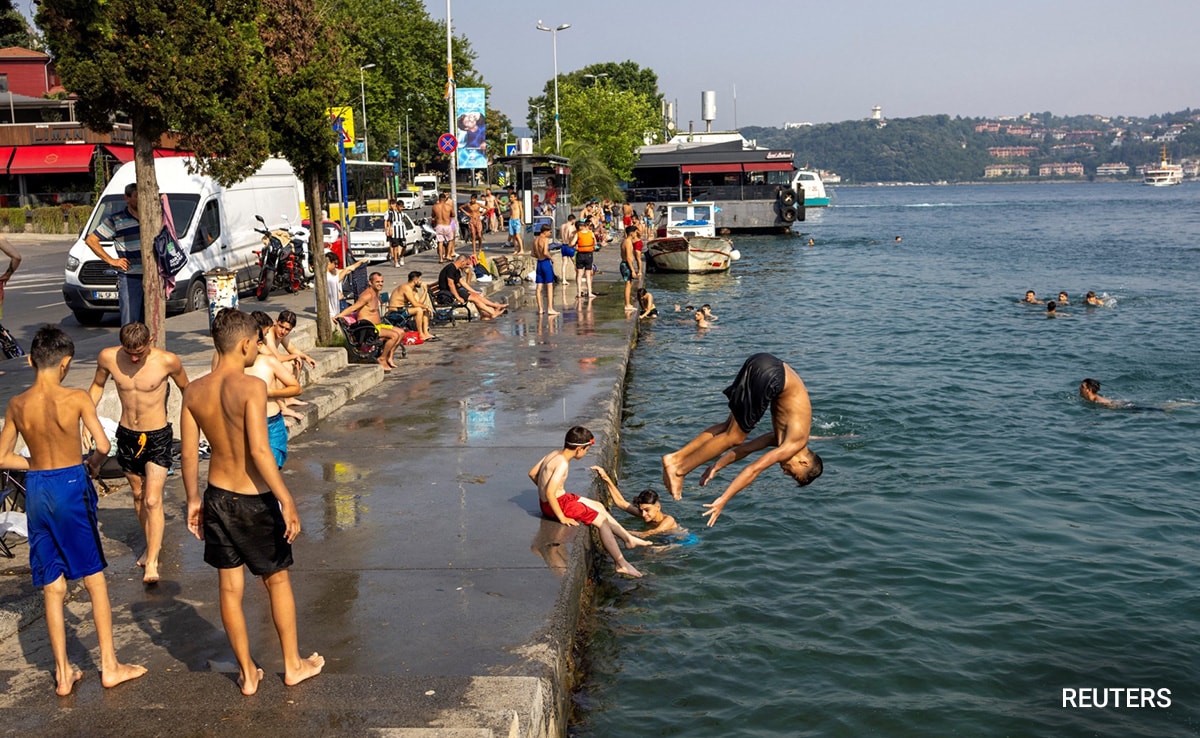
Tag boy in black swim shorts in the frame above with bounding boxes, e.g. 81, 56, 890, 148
181, 309, 323, 695
661, 352, 823, 526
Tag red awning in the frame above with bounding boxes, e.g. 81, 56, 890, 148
105, 145, 134, 163
0, 147, 13, 172
742, 161, 794, 172
681, 163, 743, 174
8, 144, 96, 175
154, 148, 193, 158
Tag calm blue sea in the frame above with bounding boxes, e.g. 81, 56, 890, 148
576, 183, 1200, 737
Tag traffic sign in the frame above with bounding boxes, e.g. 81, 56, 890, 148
326, 106, 354, 144
505, 143, 517, 156
437, 133, 458, 154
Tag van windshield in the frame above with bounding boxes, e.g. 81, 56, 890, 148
83, 194, 201, 240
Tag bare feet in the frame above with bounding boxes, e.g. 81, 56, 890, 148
284, 652, 325, 686
614, 561, 644, 578
281, 407, 304, 421
624, 305, 636, 312
100, 662, 147, 689
55, 667, 83, 696
661, 454, 684, 500
239, 667, 265, 696
136, 554, 147, 568
626, 536, 655, 549
547, 309, 559, 316
143, 559, 160, 585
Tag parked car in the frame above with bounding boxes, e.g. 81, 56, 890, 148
348, 211, 425, 263
303, 218, 351, 268
396, 190, 422, 210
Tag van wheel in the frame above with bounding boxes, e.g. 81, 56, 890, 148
72, 308, 105, 326
185, 279, 207, 313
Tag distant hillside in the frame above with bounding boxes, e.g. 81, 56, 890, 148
741, 110, 1200, 183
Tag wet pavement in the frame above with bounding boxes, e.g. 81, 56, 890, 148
0, 231, 640, 736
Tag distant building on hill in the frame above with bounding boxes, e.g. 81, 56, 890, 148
988, 146, 1039, 158
975, 122, 1001, 133
783, 121, 812, 130
1095, 162, 1130, 177
1039, 162, 1084, 177
984, 164, 1029, 178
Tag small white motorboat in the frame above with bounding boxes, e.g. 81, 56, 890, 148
644, 201, 739, 274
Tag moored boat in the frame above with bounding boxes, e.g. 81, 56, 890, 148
1143, 145, 1182, 186
644, 201, 740, 274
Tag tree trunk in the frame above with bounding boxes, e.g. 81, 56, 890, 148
132, 120, 166, 347
306, 172, 332, 345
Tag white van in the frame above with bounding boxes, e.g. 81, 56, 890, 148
413, 174, 439, 204
63, 158, 302, 324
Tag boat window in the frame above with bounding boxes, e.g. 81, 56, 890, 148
670, 206, 690, 223
693, 206, 712, 221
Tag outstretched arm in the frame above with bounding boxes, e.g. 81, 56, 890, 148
699, 432, 775, 486
702, 444, 798, 527
590, 466, 636, 515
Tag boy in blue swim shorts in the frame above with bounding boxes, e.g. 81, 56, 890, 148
0, 325, 146, 695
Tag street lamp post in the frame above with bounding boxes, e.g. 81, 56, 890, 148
405, 107, 413, 184
533, 104, 544, 146
536, 20, 570, 154
359, 63, 376, 160
582, 73, 609, 86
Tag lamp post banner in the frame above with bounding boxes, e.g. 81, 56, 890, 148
455, 87, 487, 170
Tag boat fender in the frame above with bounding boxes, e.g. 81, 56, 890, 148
729, 249, 741, 261
778, 188, 798, 207
780, 206, 797, 223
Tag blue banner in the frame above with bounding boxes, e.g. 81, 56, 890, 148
456, 87, 487, 170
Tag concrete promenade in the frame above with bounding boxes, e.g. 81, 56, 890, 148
0, 228, 640, 737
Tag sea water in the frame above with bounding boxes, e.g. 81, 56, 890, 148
576, 183, 1200, 737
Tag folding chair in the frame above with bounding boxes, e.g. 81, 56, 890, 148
0, 469, 27, 558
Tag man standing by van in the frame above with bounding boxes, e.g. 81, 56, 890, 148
85, 183, 143, 325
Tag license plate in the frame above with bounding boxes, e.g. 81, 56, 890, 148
92, 290, 118, 300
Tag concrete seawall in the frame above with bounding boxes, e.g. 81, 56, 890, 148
0, 232, 642, 737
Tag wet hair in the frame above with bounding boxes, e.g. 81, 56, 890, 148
211, 308, 259, 354
564, 426, 594, 449
701, 303, 711, 310
29, 325, 74, 369
795, 452, 823, 487
636, 287, 648, 301
119, 321, 150, 349
408, 270, 422, 282
540, 224, 552, 233
1086, 291, 1097, 299
1047, 301, 1057, 312
1081, 378, 1101, 394
625, 225, 639, 235
632, 489, 660, 507
277, 309, 297, 327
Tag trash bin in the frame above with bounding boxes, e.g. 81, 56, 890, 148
204, 268, 238, 326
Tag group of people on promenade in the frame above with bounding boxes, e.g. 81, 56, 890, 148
0, 309, 325, 696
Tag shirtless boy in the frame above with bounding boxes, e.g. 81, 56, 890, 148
532, 224, 558, 315
620, 225, 638, 312
507, 190, 525, 255
388, 270, 437, 341
661, 353, 823, 526
592, 468, 678, 536
529, 426, 653, 578
249, 311, 302, 466
458, 193, 484, 255
335, 271, 403, 369
265, 310, 311, 421
1079, 378, 1117, 407
89, 321, 189, 584
181, 309, 323, 695
0, 326, 146, 694
432, 193, 457, 263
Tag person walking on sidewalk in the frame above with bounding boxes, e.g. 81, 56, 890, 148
459, 193, 484, 256
385, 198, 407, 268
88, 321, 190, 585
432, 193, 457, 263
533, 224, 558, 316
571, 220, 597, 300
507, 188, 525, 255
85, 183, 143, 325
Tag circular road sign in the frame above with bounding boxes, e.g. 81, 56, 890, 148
437, 133, 458, 154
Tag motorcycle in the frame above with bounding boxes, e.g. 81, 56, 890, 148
254, 215, 307, 300
418, 217, 437, 253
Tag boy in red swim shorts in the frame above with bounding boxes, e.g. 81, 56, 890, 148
529, 426, 653, 578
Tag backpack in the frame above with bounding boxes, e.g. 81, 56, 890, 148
153, 193, 188, 279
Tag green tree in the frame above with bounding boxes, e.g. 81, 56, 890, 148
528, 60, 662, 133
559, 140, 621, 202
553, 79, 660, 181
39, 0, 274, 345
0, 0, 34, 49
261, 0, 349, 344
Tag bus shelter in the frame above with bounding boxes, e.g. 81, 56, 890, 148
493, 153, 570, 234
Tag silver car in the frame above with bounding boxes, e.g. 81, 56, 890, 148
348, 211, 422, 262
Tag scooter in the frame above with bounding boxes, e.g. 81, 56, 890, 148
254, 215, 306, 300
418, 217, 437, 253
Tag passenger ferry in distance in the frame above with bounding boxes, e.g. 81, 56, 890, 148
1143, 145, 1183, 186
625, 130, 827, 234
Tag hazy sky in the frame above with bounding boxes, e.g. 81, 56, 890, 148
427, 0, 1198, 128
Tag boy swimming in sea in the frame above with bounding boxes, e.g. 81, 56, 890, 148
181, 309, 323, 695
0, 325, 147, 695
591, 468, 679, 537
530, 426, 654, 578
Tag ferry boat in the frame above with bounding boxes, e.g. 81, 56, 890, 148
626, 131, 826, 234
644, 201, 739, 274
1143, 146, 1183, 186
